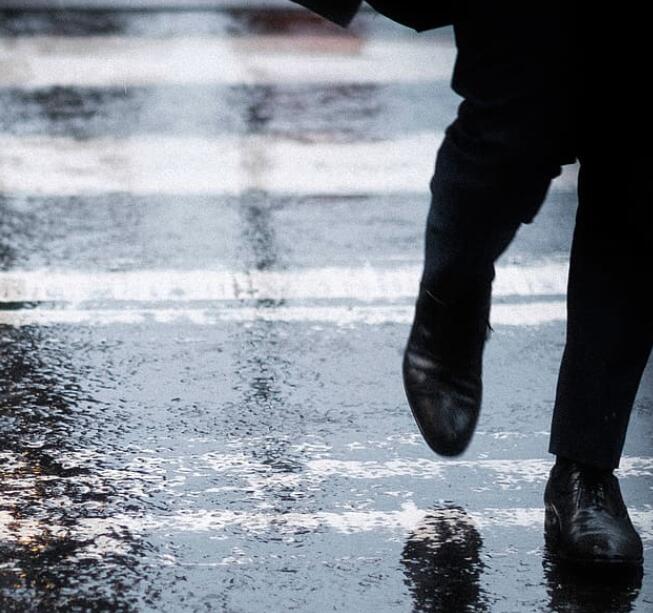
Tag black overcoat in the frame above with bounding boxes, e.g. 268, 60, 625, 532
290, 1, 452, 31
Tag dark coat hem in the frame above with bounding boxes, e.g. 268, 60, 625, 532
290, 1, 452, 31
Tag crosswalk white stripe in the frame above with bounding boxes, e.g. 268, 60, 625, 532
0, 133, 438, 196
0, 302, 567, 326
0, 134, 578, 196
305, 456, 653, 481
0, 133, 437, 196
0, 36, 456, 88
3, 449, 649, 483
4, 447, 651, 543
2, 505, 652, 541
0, 263, 569, 302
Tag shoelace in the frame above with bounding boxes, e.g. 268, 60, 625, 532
573, 470, 624, 515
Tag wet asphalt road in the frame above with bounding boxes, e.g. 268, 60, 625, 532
0, 4, 652, 612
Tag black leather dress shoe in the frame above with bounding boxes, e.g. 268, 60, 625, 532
544, 460, 643, 566
402, 287, 490, 456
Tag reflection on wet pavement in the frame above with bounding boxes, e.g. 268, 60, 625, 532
1, 4, 651, 612
0, 326, 162, 610
543, 556, 643, 613
402, 506, 488, 612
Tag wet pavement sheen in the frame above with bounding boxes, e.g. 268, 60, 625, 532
1, 6, 652, 613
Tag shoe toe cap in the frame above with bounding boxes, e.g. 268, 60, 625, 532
567, 514, 644, 564
578, 531, 642, 563
408, 386, 480, 456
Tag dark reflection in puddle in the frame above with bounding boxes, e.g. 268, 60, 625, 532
226, 81, 311, 508
238, 84, 280, 272
0, 81, 451, 142
230, 313, 305, 486
229, 83, 388, 143
0, 10, 131, 36
0, 325, 162, 610
0, 7, 387, 38
0, 87, 140, 140
0, 302, 41, 311
0, 530, 157, 612
543, 554, 643, 613
401, 505, 489, 613
240, 85, 275, 134
240, 192, 279, 272
0, 244, 13, 272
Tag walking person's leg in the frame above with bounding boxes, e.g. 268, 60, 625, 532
543, 4, 651, 566
404, 1, 574, 454
544, 158, 652, 566
550, 158, 653, 470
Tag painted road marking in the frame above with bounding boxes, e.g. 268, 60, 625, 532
0, 134, 578, 196
4, 449, 647, 497
0, 36, 456, 88
2, 446, 652, 540
0, 302, 568, 326
1, 505, 652, 543
304, 456, 653, 481
0, 263, 569, 302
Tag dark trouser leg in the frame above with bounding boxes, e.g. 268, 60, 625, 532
404, 127, 559, 457
420, 130, 558, 300
405, 2, 573, 457
549, 3, 653, 470
549, 158, 653, 469
421, 1, 573, 300
541, 6, 648, 567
